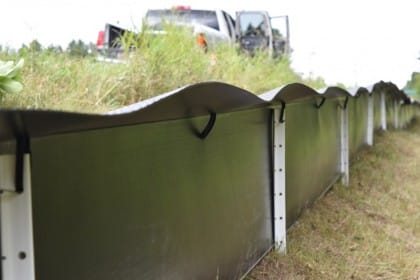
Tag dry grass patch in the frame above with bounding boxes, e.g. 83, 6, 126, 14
248, 119, 420, 280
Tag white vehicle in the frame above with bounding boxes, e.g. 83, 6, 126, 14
96, 7, 236, 60
145, 7, 237, 47
96, 6, 289, 60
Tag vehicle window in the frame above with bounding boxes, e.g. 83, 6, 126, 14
146, 10, 220, 31
270, 17, 287, 39
238, 13, 267, 36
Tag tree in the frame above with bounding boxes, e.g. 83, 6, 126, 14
17, 40, 43, 58
46, 44, 63, 54
29, 40, 43, 53
67, 40, 89, 57
18, 44, 29, 57
404, 72, 420, 99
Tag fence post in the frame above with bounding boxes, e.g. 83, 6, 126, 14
366, 94, 374, 146
0, 154, 35, 280
380, 91, 387, 130
340, 100, 349, 185
273, 107, 286, 253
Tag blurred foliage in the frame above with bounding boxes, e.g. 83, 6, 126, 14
67, 40, 90, 57
0, 58, 24, 98
404, 72, 420, 99
29, 40, 42, 53
46, 45, 63, 54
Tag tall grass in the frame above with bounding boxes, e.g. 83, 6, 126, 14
0, 26, 325, 113
247, 120, 420, 279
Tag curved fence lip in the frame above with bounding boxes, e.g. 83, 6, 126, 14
259, 83, 322, 104
0, 80, 415, 142
320, 86, 353, 98
260, 83, 355, 104
347, 84, 375, 96
260, 81, 409, 106
0, 110, 107, 142
0, 82, 268, 142
108, 81, 267, 116
348, 86, 371, 97
373, 81, 408, 101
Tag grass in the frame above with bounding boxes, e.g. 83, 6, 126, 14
0, 27, 325, 113
247, 120, 420, 280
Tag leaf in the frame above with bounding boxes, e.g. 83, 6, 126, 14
0, 59, 24, 78
6, 58, 25, 79
0, 61, 14, 77
0, 78, 23, 94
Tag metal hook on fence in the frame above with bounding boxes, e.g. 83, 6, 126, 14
315, 97, 326, 109
197, 112, 216, 139
279, 101, 286, 123
354, 92, 362, 99
15, 134, 29, 194
339, 96, 349, 110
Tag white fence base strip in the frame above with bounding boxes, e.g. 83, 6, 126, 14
0, 154, 35, 280
340, 105, 349, 185
273, 108, 286, 253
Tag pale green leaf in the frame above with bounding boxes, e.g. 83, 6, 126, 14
0, 78, 23, 94
6, 58, 25, 78
0, 61, 14, 77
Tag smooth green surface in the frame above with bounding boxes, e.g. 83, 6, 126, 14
285, 99, 341, 228
348, 94, 369, 158
30, 109, 273, 280
374, 93, 382, 130
386, 94, 397, 128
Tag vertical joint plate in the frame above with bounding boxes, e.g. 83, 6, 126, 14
1, 154, 35, 280
272, 108, 286, 253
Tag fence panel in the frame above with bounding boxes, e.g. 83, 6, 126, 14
348, 93, 369, 158
285, 99, 341, 227
29, 109, 273, 280
374, 93, 382, 130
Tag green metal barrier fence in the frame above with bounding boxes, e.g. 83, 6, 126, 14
0, 81, 417, 280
